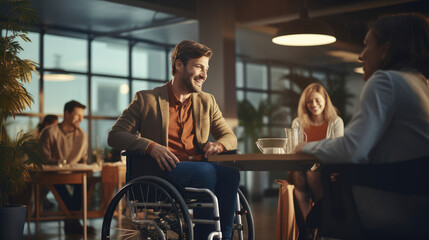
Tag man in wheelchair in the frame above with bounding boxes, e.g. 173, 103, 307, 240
108, 40, 240, 240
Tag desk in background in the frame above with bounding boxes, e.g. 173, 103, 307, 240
27, 162, 126, 240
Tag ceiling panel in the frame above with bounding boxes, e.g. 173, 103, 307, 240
31, 0, 178, 34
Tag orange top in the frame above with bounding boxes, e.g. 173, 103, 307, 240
305, 121, 329, 142
166, 82, 202, 161
147, 81, 202, 161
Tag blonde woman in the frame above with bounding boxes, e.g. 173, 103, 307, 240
292, 83, 343, 141
289, 83, 343, 234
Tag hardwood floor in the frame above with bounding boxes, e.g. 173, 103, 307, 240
250, 197, 278, 239
23, 196, 279, 240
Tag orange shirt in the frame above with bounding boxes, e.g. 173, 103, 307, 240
305, 121, 329, 142
166, 82, 202, 161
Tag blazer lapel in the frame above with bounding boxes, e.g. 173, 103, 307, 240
158, 84, 169, 146
192, 93, 202, 145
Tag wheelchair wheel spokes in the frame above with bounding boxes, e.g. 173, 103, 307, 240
102, 177, 193, 240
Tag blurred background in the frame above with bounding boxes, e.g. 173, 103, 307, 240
3, 0, 428, 203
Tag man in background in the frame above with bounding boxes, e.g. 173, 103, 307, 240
39, 100, 94, 235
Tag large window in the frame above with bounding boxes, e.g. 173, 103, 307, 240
9, 29, 173, 162
132, 80, 164, 97
44, 73, 88, 114
133, 43, 167, 80
44, 34, 87, 72
246, 63, 268, 90
91, 76, 129, 117
92, 38, 128, 76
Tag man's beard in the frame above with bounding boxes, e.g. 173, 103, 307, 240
183, 74, 204, 93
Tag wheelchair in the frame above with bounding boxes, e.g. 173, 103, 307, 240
101, 151, 255, 240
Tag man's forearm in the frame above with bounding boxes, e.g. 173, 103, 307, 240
108, 127, 151, 152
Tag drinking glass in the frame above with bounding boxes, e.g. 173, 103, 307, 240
284, 128, 307, 153
58, 159, 67, 167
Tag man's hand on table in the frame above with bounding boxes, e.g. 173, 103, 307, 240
203, 142, 224, 159
295, 142, 308, 153
295, 142, 321, 171
150, 144, 180, 171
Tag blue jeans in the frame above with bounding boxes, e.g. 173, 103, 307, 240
166, 161, 240, 240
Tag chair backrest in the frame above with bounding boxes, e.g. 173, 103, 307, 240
99, 165, 119, 211
319, 156, 429, 240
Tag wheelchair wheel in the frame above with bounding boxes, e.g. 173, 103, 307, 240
233, 188, 255, 240
102, 176, 193, 240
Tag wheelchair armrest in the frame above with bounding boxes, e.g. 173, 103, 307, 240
124, 150, 166, 182
121, 150, 145, 157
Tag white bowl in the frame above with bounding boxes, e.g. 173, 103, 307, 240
256, 138, 288, 154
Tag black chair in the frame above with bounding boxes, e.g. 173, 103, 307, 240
102, 150, 254, 240
318, 156, 429, 240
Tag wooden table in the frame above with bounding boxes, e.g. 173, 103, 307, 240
208, 153, 319, 171
27, 164, 101, 240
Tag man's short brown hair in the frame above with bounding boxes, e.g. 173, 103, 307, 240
170, 40, 212, 75
64, 100, 86, 114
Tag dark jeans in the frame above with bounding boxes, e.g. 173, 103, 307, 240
166, 161, 240, 240
54, 184, 82, 211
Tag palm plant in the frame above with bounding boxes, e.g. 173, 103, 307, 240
0, 0, 45, 208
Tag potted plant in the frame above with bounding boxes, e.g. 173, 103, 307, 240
0, 0, 46, 239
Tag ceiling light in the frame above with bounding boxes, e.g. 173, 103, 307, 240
272, 0, 336, 46
120, 83, 129, 95
42, 74, 75, 81
42, 55, 75, 81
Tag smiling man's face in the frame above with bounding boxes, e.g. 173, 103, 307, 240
65, 107, 84, 129
179, 56, 209, 93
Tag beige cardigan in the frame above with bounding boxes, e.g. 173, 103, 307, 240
108, 82, 237, 153
291, 116, 344, 139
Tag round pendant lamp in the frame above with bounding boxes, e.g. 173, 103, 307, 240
272, 0, 336, 46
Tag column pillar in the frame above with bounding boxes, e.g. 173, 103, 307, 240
197, 0, 237, 127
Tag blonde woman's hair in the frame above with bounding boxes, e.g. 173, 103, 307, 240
297, 83, 339, 130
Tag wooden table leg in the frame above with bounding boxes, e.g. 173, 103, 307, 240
35, 183, 40, 230
83, 173, 87, 240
